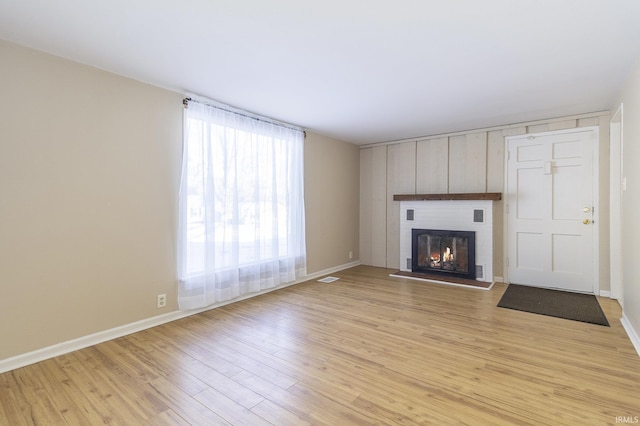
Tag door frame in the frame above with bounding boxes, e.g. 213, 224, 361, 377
610, 104, 624, 304
503, 126, 600, 294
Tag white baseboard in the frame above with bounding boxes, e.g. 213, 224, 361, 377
0, 261, 361, 374
620, 314, 640, 358
0, 310, 190, 374
306, 260, 361, 280
494, 276, 505, 284
599, 290, 611, 298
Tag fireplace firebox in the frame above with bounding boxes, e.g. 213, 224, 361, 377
411, 229, 476, 280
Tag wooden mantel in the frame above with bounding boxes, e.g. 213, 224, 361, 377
393, 192, 502, 201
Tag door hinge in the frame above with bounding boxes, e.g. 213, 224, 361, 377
506, 257, 510, 267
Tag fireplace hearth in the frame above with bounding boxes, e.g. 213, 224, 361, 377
411, 229, 476, 280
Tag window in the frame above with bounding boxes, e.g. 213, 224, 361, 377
177, 99, 306, 309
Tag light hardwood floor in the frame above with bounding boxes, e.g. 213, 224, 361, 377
1, 266, 639, 425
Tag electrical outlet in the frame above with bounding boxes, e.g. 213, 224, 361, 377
157, 294, 166, 308
349, 251, 353, 259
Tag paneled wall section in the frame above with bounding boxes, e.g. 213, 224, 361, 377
359, 114, 609, 286
359, 146, 387, 267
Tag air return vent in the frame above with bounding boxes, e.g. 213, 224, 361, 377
473, 209, 484, 223
475, 265, 484, 279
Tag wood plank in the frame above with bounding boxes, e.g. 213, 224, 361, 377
416, 137, 448, 193
193, 387, 272, 426
371, 146, 387, 267
49, 351, 145, 424
502, 127, 527, 138
578, 117, 600, 127
1, 266, 640, 425
145, 408, 191, 426
146, 376, 231, 425
386, 142, 416, 269
486, 130, 505, 192
527, 119, 576, 133
393, 192, 501, 201
359, 146, 387, 267
485, 129, 506, 279
0, 366, 72, 426
250, 399, 311, 426
359, 147, 373, 266
448, 132, 487, 193
18, 359, 103, 425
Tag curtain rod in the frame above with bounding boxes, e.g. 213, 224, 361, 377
183, 97, 305, 136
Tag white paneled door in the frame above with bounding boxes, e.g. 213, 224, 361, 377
506, 128, 597, 293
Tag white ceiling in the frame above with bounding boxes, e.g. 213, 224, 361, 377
1, 0, 639, 145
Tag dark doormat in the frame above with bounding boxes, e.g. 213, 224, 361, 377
497, 284, 610, 326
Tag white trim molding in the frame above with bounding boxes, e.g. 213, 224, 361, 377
0, 261, 361, 374
621, 314, 640, 358
360, 110, 609, 149
609, 103, 624, 302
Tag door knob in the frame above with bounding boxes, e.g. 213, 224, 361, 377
583, 219, 591, 225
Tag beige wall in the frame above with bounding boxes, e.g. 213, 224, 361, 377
0, 40, 183, 359
0, 40, 361, 360
616, 58, 640, 338
304, 133, 360, 273
360, 114, 610, 291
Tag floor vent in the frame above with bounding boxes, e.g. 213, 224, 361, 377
318, 276, 340, 283
475, 265, 484, 279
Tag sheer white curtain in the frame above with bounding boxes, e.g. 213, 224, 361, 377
177, 100, 306, 310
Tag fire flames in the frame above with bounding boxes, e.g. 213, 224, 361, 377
428, 247, 453, 267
